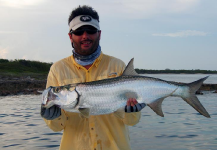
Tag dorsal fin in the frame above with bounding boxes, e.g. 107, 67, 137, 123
122, 58, 139, 76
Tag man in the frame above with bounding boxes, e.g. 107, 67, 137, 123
41, 5, 145, 150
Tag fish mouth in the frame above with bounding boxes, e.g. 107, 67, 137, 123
42, 87, 57, 107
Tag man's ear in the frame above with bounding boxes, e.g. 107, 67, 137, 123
98, 30, 101, 40
68, 33, 73, 42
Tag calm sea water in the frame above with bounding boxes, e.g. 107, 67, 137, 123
0, 74, 216, 150
143, 74, 217, 84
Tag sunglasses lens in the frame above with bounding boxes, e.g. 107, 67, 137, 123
72, 30, 84, 36
86, 29, 98, 34
72, 29, 98, 36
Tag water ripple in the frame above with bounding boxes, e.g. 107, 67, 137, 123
37, 145, 60, 148
155, 134, 198, 139
3, 122, 17, 124
3, 144, 21, 148
183, 123, 195, 125
43, 132, 62, 136
0, 114, 8, 117
38, 138, 51, 141
165, 112, 185, 114
179, 135, 198, 138
22, 136, 39, 140
25, 124, 38, 126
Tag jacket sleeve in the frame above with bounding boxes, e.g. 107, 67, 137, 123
123, 112, 141, 126
43, 68, 68, 132
114, 111, 141, 126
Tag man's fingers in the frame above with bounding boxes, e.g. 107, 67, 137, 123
127, 99, 131, 106
126, 98, 137, 105
129, 98, 138, 106
49, 106, 55, 118
130, 100, 134, 106
132, 99, 138, 105
41, 105, 61, 120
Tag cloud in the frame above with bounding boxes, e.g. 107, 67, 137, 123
2, 0, 198, 19
0, 0, 45, 8
95, 0, 200, 19
0, 48, 8, 59
152, 30, 208, 37
0, 31, 26, 34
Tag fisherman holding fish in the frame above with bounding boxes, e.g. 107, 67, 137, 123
41, 5, 145, 150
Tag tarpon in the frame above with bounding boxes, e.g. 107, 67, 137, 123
42, 58, 210, 118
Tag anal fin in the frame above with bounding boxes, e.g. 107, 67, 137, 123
147, 97, 165, 117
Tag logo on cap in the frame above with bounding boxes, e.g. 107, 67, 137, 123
80, 16, 92, 22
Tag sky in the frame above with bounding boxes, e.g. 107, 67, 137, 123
0, 0, 216, 70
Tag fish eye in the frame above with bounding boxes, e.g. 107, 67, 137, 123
69, 86, 75, 92
53, 87, 61, 93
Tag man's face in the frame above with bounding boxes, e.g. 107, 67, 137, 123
69, 25, 101, 56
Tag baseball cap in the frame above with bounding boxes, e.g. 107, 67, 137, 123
69, 15, 100, 31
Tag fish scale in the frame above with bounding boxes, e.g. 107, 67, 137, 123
74, 77, 178, 115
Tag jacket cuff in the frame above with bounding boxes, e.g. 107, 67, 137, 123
123, 112, 141, 126
44, 109, 68, 132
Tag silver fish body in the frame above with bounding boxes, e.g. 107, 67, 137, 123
42, 59, 210, 118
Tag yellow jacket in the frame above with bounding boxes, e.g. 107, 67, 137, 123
44, 53, 141, 150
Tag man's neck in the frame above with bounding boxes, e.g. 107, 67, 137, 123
84, 64, 92, 70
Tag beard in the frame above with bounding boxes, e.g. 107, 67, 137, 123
71, 35, 100, 56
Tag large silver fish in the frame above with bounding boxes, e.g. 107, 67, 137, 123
42, 58, 210, 118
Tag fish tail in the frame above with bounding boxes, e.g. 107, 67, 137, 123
181, 76, 210, 118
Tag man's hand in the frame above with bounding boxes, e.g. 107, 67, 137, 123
125, 98, 146, 113
41, 105, 61, 120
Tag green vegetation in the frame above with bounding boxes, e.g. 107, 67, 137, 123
135, 68, 217, 74
0, 59, 52, 73
0, 59, 52, 79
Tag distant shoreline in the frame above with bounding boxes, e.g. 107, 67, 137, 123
1, 58, 216, 76
0, 79, 46, 96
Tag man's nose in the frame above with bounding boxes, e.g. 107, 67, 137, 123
81, 31, 89, 38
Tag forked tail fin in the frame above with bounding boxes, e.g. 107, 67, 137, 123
181, 76, 210, 118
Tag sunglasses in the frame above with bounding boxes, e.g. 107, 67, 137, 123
70, 28, 99, 36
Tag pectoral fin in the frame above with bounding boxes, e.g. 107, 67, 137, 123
125, 91, 138, 99
147, 97, 165, 117
78, 108, 90, 118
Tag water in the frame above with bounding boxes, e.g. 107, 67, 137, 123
0, 95, 62, 150
0, 75, 216, 150
142, 74, 217, 84
129, 93, 217, 150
